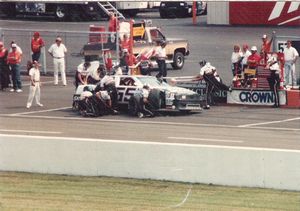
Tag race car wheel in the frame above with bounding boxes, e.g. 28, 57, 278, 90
159, 11, 168, 19
148, 89, 162, 109
128, 96, 139, 116
172, 51, 184, 70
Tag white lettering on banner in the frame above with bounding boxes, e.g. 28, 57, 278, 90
268, 2, 300, 21
277, 41, 287, 53
227, 90, 286, 105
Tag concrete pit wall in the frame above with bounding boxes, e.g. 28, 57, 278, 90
1, 134, 300, 191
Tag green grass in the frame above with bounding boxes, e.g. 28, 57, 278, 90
0, 171, 299, 210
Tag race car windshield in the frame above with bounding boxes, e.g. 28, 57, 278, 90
138, 77, 170, 88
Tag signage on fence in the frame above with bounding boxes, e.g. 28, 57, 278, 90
227, 90, 286, 105
133, 22, 146, 40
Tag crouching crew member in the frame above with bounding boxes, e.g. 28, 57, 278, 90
135, 84, 154, 118
75, 61, 91, 88
98, 72, 118, 110
198, 60, 231, 109
266, 54, 281, 108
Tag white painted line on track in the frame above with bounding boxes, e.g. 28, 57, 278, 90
9, 107, 71, 116
168, 137, 244, 143
0, 129, 61, 134
1, 133, 300, 153
238, 117, 300, 128
3, 112, 300, 132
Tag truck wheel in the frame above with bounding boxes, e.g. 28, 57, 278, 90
55, 5, 68, 21
171, 51, 184, 70
159, 11, 168, 19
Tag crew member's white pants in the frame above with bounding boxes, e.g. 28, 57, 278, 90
27, 82, 41, 107
53, 58, 66, 85
284, 61, 296, 86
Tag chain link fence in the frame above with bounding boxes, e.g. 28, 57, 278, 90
0, 27, 119, 75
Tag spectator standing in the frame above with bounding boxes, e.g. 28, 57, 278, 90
283, 40, 299, 89
231, 45, 243, 76
7, 43, 22, 92
241, 44, 251, 71
155, 41, 167, 82
26, 61, 43, 108
48, 36, 67, 86
108, 12, 117, 32
0, 42, 10, 91
247, 46, 261, 69
31, 31, 45, 62
261, 33, 274, 64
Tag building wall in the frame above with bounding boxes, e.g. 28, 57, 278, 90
207, 2, 229, 25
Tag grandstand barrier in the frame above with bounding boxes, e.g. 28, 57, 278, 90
1, 135, 300, 191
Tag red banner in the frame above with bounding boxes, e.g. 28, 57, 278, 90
229, 2, 300, 26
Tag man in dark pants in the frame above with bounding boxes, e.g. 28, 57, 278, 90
266, 54, 280, 108
198, 60, 231, 109
155, 41, 167, 82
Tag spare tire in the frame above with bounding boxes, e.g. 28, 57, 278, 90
128, 96, 139, 116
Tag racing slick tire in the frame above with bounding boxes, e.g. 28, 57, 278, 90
128, 96, 139, 116
148, 89, 163, 110
171, 51, 184, 70
72, 101, 79, 112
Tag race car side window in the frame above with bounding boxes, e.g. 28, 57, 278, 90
120, 77, 136, 86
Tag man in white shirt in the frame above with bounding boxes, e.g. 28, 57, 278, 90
155, 40, 167, 82
241, 44, 251, 71
48, 36, 67, 86
26, 61, 43, 108
283, 40, 299, 88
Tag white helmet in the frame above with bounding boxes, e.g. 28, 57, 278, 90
251, 46, 257, 51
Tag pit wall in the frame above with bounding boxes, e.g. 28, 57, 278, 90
1, 134, 300, 191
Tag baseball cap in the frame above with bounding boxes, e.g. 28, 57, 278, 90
34, 32, 40, 36
251, 46, 257, 51
122, 48, 128, 53
242, 44, 248, 49
262, 34, 267, 39
11, 43, 17, 48
56, 37, 62, 42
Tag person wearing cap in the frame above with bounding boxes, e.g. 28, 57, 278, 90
231, 45, 243, 76
7, 43, 23, 92
26, 61, 43, 108
155, 40, 167, 82
266, 54, 281, 108
31, 31, 45, 62
133, 84, 154, 118
9, 40, 23, 55
247, 46, 261, 69
0, 41, 10, 91
261, 33, 274, 64
241, 44, 251, 71
198, 60, 231, 109
119, 48, 137, 75
283, 40, 299, 89
48, 36, 67, 86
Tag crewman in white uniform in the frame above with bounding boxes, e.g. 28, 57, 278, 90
26, 61, 43, 108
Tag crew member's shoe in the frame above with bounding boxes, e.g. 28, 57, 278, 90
26, 104, 31, 109
203, 105, 210, 109
16, 89, 23, 93
37, 103, 43, 107
138, 112, 144, 118
10, 88, 15, 92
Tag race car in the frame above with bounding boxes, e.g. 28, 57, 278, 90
72, 75, 202, 115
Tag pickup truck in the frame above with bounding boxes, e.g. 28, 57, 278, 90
82, 21, 190, 70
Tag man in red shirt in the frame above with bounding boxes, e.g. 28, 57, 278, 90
31, 31, 45, 62
261, 33, 274, 64
247, 46, 261, 69
7, 44, 22, 92
120, 34, 130, 52
108, 12, 117, 32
